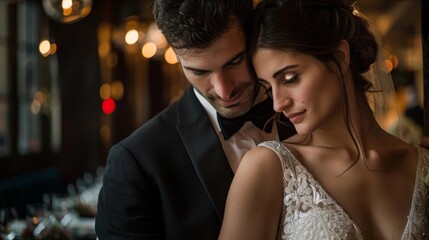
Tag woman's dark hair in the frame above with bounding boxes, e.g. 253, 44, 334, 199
249, 0, 379, 95
153, 0, 254, 50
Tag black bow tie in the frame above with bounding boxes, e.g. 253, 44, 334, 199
217, 98, 276, 140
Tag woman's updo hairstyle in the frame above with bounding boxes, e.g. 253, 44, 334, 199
249, 0, 379, 93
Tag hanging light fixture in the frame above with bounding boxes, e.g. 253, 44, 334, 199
42, 0, 93, 24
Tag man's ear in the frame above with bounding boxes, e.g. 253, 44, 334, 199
336, 40, 350, 74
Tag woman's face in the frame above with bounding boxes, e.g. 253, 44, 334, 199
252, 49, 343, 135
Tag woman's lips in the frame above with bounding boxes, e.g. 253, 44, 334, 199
286, 111, 305, 123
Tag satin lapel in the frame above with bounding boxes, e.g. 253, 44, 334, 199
176, 88, 234, 222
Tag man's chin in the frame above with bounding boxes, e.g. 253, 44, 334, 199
216, 107, 251, 119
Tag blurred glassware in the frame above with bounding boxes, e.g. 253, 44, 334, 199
95, 166, 105, 183
75, 178, 86, 193
42, 0, 93, 24
24, 203, 72, 240
1, 207, 17, 230
66, 184, 77, 196
0, 207, 19, 239
82, 172, 93, 186
25, 203, 48, 228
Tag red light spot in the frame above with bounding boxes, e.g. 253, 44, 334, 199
102, 98, 116, 115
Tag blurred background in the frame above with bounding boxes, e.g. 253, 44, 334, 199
0, 0, 427, 235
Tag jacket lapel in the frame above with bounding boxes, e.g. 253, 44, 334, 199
176, 87, 234, 222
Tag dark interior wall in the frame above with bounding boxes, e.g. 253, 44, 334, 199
0, 0, 104, 216
50, 0, 102, 185
0, 167, 63, 218
0, 0, 174, 217
423, 0, 429, 136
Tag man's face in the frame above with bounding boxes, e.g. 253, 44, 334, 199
176, 22, 257, 119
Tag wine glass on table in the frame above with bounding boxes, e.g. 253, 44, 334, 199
0, 207, 19, 240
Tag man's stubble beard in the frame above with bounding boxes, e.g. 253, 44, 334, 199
205, 81, 257, 119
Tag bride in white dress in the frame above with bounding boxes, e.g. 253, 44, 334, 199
218, 0, 429, 239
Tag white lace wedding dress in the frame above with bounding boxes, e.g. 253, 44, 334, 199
259, 141, 429, 240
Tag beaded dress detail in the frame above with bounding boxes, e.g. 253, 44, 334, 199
258, 141, 429, 240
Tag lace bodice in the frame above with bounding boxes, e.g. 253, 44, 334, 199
259, 141, 429, 240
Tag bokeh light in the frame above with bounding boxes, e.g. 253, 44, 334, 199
99, 84, 111, 100
125, 29, 139, 45
102, 98, 116, 115
142, 42, 157, 58
164, 47, 177, 64
39, 40, 51, 57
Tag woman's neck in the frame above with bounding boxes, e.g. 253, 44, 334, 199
308, 84, 381, 151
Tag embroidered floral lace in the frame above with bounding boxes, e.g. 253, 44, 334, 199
259, 141, 429, 240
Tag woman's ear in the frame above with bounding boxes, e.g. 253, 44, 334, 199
336, 40, 350, 74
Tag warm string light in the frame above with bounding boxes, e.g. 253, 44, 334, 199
384, 54, 400, 73
39, 40, 57, 57
142, 42, 157, 58
125, 30, 139, 45
99, 81, 124, 100
112, 18, 176, 64
164, 47, 177, 64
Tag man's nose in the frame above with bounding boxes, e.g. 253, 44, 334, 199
213, 72, 235, 100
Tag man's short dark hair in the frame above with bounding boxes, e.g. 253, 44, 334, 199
153, 0, 253, 50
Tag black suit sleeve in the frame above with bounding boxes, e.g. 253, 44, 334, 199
95, 143, 163, 239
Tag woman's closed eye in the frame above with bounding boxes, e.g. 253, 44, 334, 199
258, 72, 298, 98
282, 73, 298, 84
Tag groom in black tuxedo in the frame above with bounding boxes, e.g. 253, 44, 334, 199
95, 1, 295, 239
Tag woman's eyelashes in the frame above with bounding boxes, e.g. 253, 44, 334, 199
281, 72, 298, 84
258, 71, 298, 98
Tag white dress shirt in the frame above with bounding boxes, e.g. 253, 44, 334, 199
194, 89, 279, 172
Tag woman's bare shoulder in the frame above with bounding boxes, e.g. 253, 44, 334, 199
240, 145, 282, 170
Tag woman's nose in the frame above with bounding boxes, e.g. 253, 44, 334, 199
272, 89, 291, 113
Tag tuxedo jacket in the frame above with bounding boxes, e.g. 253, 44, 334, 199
95, 87, 234, 240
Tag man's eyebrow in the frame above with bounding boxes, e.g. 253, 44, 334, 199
182, 65, 207, 72
182, 50, 246, 72
222, 50, 246, 67
272, 64, 298, 79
